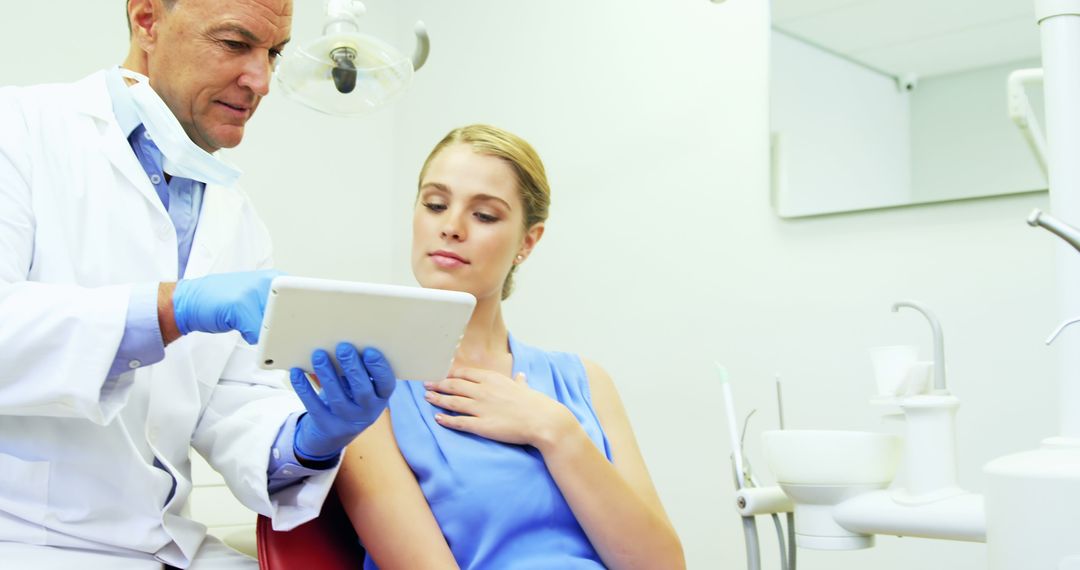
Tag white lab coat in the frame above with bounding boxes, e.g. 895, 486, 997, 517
0, 71, 335, 568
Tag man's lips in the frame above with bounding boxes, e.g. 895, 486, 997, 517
216, 100, 252, 115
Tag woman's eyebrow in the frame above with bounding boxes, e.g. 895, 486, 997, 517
420, 182, 450, 193
470, 193, 512, 210
419, 183, 512, 210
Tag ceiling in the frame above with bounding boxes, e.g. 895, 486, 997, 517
772, 0, 1042, 79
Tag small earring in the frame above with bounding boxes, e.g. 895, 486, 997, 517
515, 255, 524, 263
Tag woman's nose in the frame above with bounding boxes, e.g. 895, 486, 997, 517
441, 226, 463, 240
440, 216, 465, 241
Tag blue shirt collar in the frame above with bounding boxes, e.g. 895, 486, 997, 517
105, 65, 142, 139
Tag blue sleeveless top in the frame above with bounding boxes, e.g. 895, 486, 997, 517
363, 333, 611, 569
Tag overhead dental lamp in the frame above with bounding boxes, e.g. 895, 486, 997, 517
276, 0, 430, 117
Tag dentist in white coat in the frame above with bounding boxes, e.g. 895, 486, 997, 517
0, 0, 396, 568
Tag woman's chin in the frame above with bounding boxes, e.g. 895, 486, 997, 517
416, 275, 468, 293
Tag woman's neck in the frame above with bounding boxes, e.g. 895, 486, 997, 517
453, 294, 510, 370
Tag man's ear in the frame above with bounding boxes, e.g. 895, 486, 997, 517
128, 0, 162, 53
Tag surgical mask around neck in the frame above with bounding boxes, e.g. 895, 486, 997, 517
119, 68, 242, 187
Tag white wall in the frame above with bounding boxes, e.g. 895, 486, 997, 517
3, 2, 1066, 569
771, 31, 912, 217
1, 4, 130, 86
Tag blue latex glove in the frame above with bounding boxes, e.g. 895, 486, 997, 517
291, 343, 397, 460
173, 270, 283, 344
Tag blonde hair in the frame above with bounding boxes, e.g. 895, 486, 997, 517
419, 124, 551, 300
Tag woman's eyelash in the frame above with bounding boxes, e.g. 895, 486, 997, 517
424, 202, 499, 222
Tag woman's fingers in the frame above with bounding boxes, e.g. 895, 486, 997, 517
425, 391, 477, 415
433, 413, 478, 433
424, 377, 481, 397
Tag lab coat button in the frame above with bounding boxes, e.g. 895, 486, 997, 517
282, 468, 293, 476
273, 448, 281, 460
128, 359, 142, 369
143, 131, 152, 140
150, 174, 162, 185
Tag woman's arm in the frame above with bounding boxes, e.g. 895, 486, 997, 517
335, 411, 459, 570
427, 363, 685, 570
537, 359, 685, 570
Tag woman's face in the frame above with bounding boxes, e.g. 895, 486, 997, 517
412, 143, 541, 301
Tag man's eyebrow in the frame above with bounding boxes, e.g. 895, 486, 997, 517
212, 24, 289, 48
212, 24, 261, 43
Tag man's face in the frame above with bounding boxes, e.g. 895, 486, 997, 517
140, 0, 292, 152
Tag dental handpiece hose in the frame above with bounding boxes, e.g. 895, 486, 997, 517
717, 364, 746, 488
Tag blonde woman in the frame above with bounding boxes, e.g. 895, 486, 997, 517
336, 125, 685, 569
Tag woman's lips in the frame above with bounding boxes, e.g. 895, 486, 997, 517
430, 251, 469, 268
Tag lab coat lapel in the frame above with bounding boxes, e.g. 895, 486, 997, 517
100, 127, 164, 216
184, 183, 243, 278
76, 71, 169, 219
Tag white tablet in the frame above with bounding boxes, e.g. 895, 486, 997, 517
256, 276, 476, 382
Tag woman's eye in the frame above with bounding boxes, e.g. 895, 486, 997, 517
423, 202, 447, 212
474, 212, 499, 223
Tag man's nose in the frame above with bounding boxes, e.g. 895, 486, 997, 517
238, 54, 273, 97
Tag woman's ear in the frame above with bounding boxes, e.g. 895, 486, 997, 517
516, 222, 545, 263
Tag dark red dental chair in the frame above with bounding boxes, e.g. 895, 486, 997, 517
256, 488, 364, 570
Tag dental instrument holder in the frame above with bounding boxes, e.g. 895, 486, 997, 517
887, 301, 965, 504
891, 395, 963, 503
719, 367, 796, 570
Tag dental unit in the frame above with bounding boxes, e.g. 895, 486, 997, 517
725, 1, 1080, 568
728, 288, 1077, 569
